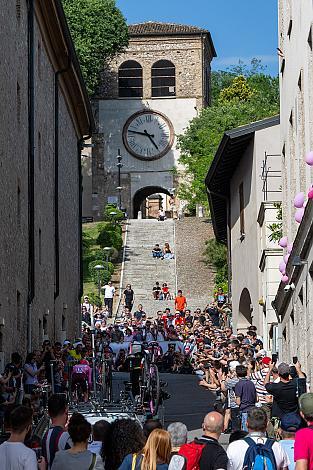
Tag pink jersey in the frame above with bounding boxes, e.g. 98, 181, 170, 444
72, 364, 92, 386
294, 427, 313, 470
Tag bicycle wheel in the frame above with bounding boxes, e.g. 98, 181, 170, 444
147, 363, 160, 415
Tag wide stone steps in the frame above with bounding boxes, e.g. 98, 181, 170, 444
117, 219, 176, 317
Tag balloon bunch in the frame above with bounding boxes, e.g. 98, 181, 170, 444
278, 236, 293, 284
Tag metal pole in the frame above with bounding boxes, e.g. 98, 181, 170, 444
117, 149, 123, 210
106, 253, 109, 282
50, 362, 55, 395
91, 330, 97, 399
98, 270, 101, 298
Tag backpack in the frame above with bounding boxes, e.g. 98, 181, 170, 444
242, 437, 277, 470
178, 442, 205, 470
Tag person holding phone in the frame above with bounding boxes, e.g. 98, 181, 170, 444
264, 361, 305, 425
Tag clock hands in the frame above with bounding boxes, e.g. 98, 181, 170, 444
128, 130, 155, 138
143, 129, 159, 150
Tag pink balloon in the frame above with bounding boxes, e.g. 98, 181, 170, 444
281, 275, 289, 283
279, 261, 286, 274
287, 243, 293, 254
295, 207, 304, 223
284, 254, 290, 264
294, 192, 305, 208
308, 188, 313, 199
279, 236, 288, 248
305, 151, 313, 165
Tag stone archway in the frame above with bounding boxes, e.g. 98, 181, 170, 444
238, 288, 253, 330
133, 186, 171, 218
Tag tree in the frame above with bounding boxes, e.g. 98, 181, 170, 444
177, 61, 280, 208
62, 0, 129, 94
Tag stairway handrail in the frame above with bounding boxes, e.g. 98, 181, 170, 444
173, 220, 178, 296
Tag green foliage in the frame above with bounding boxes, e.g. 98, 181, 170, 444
88, 260, 114, 285
177, 60, 280, 208
103, 204, 125, 223
268, 202, 283, 242
62, 0, 129, 95
97, 226, 123, 251
219, 76, 255, 104
204, 239, 228, 291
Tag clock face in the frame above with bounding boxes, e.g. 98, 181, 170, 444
122, 110, 174, 160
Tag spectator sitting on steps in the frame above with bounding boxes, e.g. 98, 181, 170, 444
162, 242, 174, 259
152, 243, 163, 258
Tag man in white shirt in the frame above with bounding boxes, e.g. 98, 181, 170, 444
103, 281, 115, 317
227, 407, 289, 470
0, 405, 45, 470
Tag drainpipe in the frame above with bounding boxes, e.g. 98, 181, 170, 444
78, 134, 92, 334
206, 188, 232, 302
27, 0, 35, 353
53, 65, 70, 341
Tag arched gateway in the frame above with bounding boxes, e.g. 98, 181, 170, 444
133, 186, 171, 218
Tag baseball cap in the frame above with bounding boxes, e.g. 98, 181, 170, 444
299, 393, 313, 417
280, 412, 302, 432
63, 340, 71, 345
278, 362, 290, 376
261, 357, 271, 366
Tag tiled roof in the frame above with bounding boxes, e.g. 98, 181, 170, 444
128, 21, 210, 36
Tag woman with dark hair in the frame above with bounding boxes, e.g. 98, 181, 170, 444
24, 352, 44, 395
106, 419, 145, 470
51, 412, 104, 469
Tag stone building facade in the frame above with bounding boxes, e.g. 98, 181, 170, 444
273, 0, 313, 379
206, 117, 282, 351
0, 0, 93, 368
91, 22, 216, 219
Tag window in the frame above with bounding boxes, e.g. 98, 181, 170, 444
43, 316, 47, 336
37, 41, 42, 80
308, 26, 312, 50
118, 60, 143, 97
38, 319, 42, 344
62, 315, 66, 331
17, 185, 21, 228
287, 19, 293, 38
239, 183, 245, 238
151, 60, 176, 97
39, 229, 42, 265
17, 291, 21, 331
17, 82, 21, 125
38, 132, 42, 171
298, 71, 303, 91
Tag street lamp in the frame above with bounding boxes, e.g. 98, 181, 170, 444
94, 264, 104, 298
103, 247, 112, 282
116, 149, 123, 210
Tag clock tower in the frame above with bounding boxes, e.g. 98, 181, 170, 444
89, 22, 216, 219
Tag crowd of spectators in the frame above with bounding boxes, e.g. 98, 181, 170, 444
1, 285, 313, 469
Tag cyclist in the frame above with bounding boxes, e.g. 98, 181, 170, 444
71, 358, 92, 402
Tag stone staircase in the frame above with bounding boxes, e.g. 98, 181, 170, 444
117, 219, 177, 318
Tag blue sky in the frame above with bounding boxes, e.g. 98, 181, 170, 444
116, 0, 279, 76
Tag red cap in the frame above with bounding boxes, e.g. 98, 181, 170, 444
262, 356, 271, 365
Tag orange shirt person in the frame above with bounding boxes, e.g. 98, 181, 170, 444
175, 290, 187, 314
